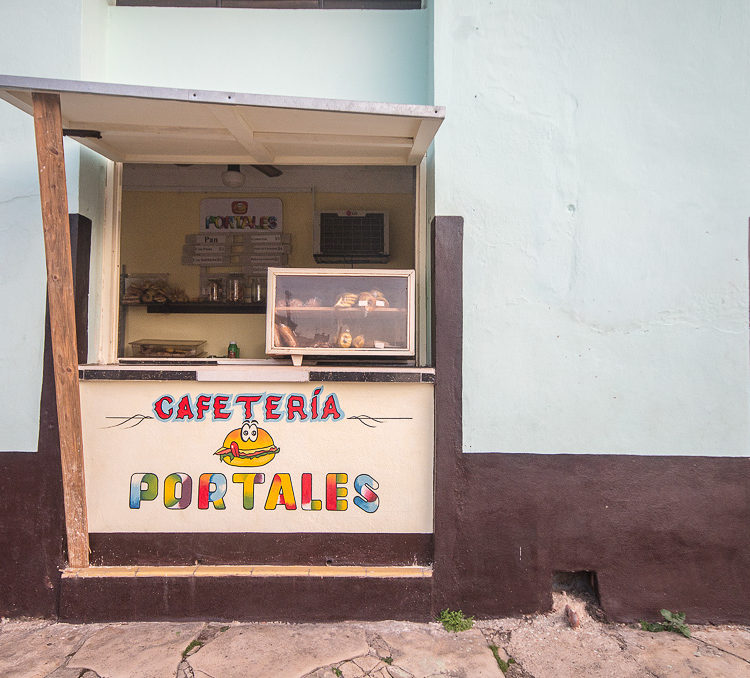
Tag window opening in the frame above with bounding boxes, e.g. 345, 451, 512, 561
115, 164, 422, 365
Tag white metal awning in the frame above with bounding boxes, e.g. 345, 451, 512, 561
0, 75, 443, 165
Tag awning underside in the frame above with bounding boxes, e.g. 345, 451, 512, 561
0, 76, 443, 165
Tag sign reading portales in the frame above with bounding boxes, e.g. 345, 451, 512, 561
80, 380, 434, 534
199, 197, 283, 232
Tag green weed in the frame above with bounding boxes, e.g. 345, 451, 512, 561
182, 639, 204, 658
639, 609, 691, 638
437, 608, 474, 632
489, 645, 516, 673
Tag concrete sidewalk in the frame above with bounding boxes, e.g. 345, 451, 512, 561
1, 593, 749, 678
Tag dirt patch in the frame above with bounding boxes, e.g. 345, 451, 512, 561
477, 592, 750, 678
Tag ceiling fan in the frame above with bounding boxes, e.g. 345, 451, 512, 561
221, 164, 282, 187
173, 163, 283, 186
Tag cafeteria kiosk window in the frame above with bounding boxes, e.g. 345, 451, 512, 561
0, 75, 443, 365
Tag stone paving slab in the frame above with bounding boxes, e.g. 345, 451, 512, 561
618, 626, 750, 678
2, 605, 750, 678
67, 622, 203, 678
692, 627, 750, 663
0, 621, 94, 678
374, 623, 501, 677
188, 623, 369, 678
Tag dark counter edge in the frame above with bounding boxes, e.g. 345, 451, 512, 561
79, 368, 435, 383
90, 533, 433, 567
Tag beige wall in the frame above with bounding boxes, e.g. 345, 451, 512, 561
120, 189, 415, 358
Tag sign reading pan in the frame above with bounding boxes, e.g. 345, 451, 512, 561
80, 381, 434, 534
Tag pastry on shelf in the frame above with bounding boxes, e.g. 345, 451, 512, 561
357, 292, 376, 310
334, 292, 358, 308
134, 282, 188, 304
370, 289, 390, 307
275, 323, 298, 347
337, 327, 353, 348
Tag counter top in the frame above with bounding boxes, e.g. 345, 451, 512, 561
79, 363, 435, 383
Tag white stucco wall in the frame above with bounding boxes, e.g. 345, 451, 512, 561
433, 0, 750, 455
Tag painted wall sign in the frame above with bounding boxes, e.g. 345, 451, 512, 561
80, 381, 434, 533
200, 198, 282, 231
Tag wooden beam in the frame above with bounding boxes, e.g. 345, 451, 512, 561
209, 105, 274, 163
408, 118, 442, 164
32, 92, 89, 568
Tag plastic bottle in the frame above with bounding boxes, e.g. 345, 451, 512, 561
227, 341, 239, 358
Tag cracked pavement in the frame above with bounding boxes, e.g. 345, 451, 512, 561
1, 594, 749, 678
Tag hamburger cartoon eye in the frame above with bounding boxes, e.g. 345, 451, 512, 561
240, 420, 259, 443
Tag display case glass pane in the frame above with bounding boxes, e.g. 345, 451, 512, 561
267, 269, 414, 356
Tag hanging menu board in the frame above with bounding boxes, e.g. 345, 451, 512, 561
181, 232, 291, 267
181, 233, 232, 265
199, 198, 283, 232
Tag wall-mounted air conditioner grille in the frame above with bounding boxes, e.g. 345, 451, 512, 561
314, 210, 389, 263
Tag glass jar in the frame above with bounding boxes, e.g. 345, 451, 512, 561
247, 277, 265, 303
227, 274, 245, 303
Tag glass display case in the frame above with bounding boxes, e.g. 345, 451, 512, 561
266, 268, 415, 364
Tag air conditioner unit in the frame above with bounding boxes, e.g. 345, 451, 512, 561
313, 210, 389, 264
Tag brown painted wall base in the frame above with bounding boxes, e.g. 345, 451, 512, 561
434, 453, 750, 623
0, 312, 66, 618
0, 215, 94, 617
59, 576, 433, 623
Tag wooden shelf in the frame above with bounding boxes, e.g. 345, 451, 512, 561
141, 302, 267, 314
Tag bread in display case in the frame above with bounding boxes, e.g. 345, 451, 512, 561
266, 268, 415, 363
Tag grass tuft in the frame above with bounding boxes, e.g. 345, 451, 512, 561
639, 609, 691, 638
489, 644, 516, 673
182, 639, 204, 659
437, 608, 474, 632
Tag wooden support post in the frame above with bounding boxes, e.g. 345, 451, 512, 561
32, 92, 89, 568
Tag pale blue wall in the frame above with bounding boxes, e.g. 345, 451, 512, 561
0, 0, 86, 451
6, 1, 748, 458
0, 1, 430, 450
105, 6, 430, 104
433, 0, 750, 456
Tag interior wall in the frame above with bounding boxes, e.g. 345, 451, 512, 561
120, 168, 415, 358
433, 0, 750, 456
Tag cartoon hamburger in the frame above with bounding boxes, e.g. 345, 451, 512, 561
214, 420, 279, 467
